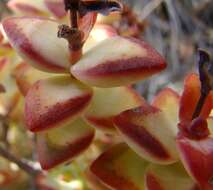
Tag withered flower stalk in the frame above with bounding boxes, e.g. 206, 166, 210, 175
192, 49, 213, 119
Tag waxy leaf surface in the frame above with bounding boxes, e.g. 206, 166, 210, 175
25, 75, 93, 132
37, 118, 95, 170
86, 168, 111, 190
83, 24, 117, 53
85, 86, 144, 133
90, 143, 148, 190
3, 17, 70, 73
145, 163, 200, 190
71, 36, 166, 87
114, 104, 179, 164
177, 133, 213, 190
152, 88, 180, 134
8, 0, 48, 16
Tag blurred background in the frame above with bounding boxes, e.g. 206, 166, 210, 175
122, 0, 213, 100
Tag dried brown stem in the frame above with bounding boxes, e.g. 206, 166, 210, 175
64, 0, 79, 28
70, 10, 78, 28
192, 49, 212, 119
192, 92, 209, 119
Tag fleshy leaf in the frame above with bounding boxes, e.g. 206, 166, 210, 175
37, 118, 95, 170
84, 86, 145, 133
2, 17, 70, 73
13, 62, 53, 96
83, 24, 117, 53
114, 105, 179, 164
44, 0, 66, 18
177, 132, 213, 190
90, 143, 148, 190
152, 87, 180, 134
86, 168, 111, 190
179, 73, 212, 123
7, 0, 48, 16
25, 75, 93, 132
145, 163, 200, 190
71, 36, 166, 87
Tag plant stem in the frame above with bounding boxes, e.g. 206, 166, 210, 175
70, 10, 78, 28
192, 49, 212, 119
0, 145, 41, 177
192, 92, 209, 119
64, 0, 79, 29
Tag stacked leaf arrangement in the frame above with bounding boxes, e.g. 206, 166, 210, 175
0, 0, 213, 190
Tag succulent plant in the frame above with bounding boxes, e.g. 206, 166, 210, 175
2, 0, 166, 171
1, 0, 213, 190
91, 50, 213, 190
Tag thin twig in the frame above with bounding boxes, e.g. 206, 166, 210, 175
140, 0, 164, 21
165, 0, 180, 73
0, 145, 41, 177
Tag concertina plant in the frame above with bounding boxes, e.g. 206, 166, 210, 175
1, 0, 213, 190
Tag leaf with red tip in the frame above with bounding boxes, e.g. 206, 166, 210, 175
37, 118, 95, 170
83, 24, 117, 53
13, 63, 53, 96
25, 75, 93, 132
44, 0, 66, 18
90, 143, 148, 190
71, 36, 166, 87
177, 132, 213, 190
86, 168, 112, 190
179, 73, 212, 123
145, 163, 200, 190
114, 105, 179, 164
152, 88, 180, 133
7, 0, 48, 16
84, 86, 145, 133
2, 17, 70, 73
